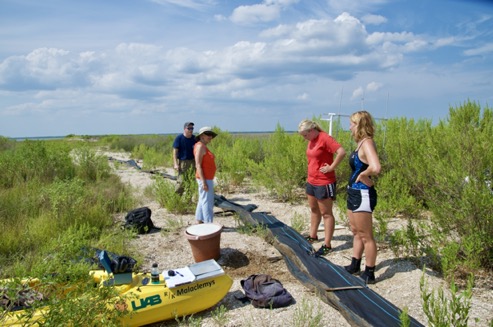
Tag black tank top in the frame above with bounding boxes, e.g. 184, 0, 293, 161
348, 140, 370, 189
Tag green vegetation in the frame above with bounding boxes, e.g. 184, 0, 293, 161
420, 270, 475, 327
0, 139, 138, 324
292, 297, 325, 327
0, 100, 491, 325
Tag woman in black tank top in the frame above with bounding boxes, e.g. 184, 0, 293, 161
345, 111, 381, 284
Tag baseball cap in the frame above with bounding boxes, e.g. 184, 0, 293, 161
184, 122, 194, 129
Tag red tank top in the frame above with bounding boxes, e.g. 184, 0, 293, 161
194, 144, 216, 180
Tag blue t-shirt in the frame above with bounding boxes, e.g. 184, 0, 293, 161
173, 134, 196, 160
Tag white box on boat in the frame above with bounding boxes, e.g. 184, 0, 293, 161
164, 259, 225, 288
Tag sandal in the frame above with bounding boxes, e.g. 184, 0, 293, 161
305, 236, 318, 244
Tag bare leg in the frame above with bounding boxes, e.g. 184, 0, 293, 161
307, 195, 321, 238
348, 210, 376, 266
319, 198, 335, 247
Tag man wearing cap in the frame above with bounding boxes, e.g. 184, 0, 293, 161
172, 122, 197, 195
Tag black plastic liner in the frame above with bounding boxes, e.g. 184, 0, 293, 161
214, 195, 424, 327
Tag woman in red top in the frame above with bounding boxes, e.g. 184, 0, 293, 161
194, 126, 217, 224
298, 119, 346, 256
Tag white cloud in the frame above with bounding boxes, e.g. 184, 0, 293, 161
351, 86, 364, 100
1, 11, 408, 101
214, 14, 227, 21
464, 43, 493, 56
0, 48, 99, 91
361, 14, 387, 25
326, 0, 389, 15
350, 81, 382, 100
297, 92, 309, 100
366, 81, 382, 92
229, 0, 299, 25
149, 0, 213, 10
230, 4, 281, 25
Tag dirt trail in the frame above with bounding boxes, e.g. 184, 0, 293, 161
107, 152, 492, 327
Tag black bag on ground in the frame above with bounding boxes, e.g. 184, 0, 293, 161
240, 274, 293, 308
80, 247, 137, 273
123, 207, 159, 234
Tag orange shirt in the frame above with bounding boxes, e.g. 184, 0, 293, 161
306, 131, 341, 185
194, 144, 216, 180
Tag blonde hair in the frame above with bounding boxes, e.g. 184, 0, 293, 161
350, 111, 375, 142
298, 119, 323, 133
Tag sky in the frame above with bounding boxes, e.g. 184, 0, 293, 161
0, 0, 492, 138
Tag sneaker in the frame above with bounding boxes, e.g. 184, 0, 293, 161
360, 270, 376, 284
305, 236, 319, 244
315, 244, 332, 256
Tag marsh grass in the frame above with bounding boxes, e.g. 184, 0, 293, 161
420, 270, 476, 326
292, 297, 325, 327
151, 175, 197, 214
211, 304, 228, 326
175, 313, 202, 327
290, 212, 307, 233
161, 216, 186, 235
0, 139, 137, 324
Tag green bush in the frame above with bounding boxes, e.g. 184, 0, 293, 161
249, 124, 307, 202
152, 173, 197, 214
0, 141, 136, 276
420, 271, 475, 327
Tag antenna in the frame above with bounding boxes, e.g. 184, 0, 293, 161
339, 87, 343, 113
322, 112, 387, 136
323, 113, 350, 136
322, 89, 388, 138
382, 92, 389, 149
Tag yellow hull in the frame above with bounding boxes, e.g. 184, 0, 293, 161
2, 260, 233, 327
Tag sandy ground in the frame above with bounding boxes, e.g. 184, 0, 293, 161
107, 152, 493, 327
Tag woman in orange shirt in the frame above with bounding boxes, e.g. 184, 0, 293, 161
194, 126, 218, 224
298, 119, 346, 256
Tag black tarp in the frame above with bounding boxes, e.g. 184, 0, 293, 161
215, 195, 424, 327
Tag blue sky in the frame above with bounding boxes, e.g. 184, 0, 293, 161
1, 0, 492, 137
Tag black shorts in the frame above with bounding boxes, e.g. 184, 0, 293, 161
346, 186, 377, 213
306, 182, 337, 200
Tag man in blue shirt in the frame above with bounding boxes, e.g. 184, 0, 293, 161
173, 122, 197, 195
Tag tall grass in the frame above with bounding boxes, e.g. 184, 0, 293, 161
0, 140, 136, 276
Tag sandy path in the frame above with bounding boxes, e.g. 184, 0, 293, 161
107, 152, 492, 327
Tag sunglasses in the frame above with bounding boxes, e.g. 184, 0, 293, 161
187, 127, 194, 130
203, 132, 215, 136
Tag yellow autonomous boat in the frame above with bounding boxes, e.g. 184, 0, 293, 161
1, 256, 233, 327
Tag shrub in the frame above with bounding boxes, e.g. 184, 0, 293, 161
420, 271, 475, 327
152, 174, 196, 214
249, 124, 306, 202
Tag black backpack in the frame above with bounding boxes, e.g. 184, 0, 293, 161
240, 274, 293, 308
123, 207, 159, 234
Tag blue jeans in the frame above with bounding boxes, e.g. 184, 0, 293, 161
195, 179, 215, 223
